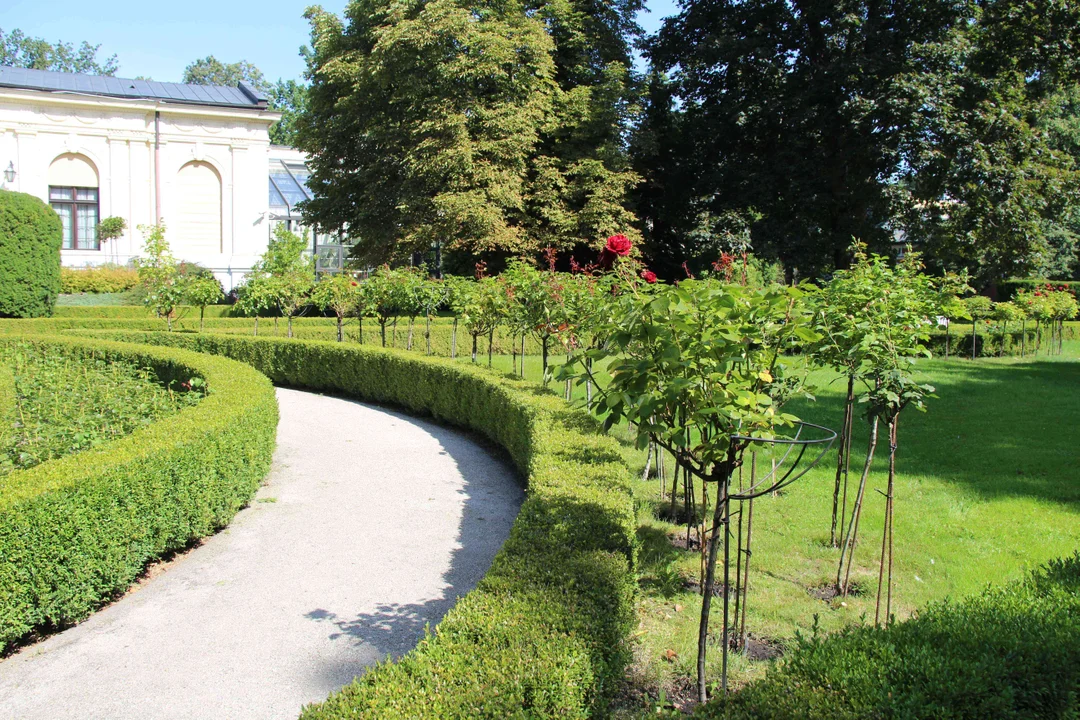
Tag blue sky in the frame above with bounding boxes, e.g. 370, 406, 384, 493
4, 0, 679, 83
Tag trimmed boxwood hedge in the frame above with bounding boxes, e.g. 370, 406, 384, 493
82, 330, 638, 719
697, 553, 1080, 719
0, 335, 277, 651
0, 190, 63, 318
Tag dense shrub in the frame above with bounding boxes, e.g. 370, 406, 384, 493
60, 265, 140, 294
82, 330, 637, 718
0, 190, 62, 318
698, 554, 1080, 720
0, 336, 277, 651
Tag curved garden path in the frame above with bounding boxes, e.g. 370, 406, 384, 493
0, 388, 523, 720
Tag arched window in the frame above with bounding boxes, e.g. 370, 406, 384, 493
174, 161, 222, 254
48, 153, 99, 250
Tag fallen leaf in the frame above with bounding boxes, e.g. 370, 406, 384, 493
663, 648, 678, 662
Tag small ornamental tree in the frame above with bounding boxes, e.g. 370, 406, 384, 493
559, 241, 819, 703
417, 277, 447, 355
97, 216, 126, 245
134, 223, 183, 331
234, 274, 276, 335
183, 273, 223, 331
443, 275, 474, 358
461, 276, 506, 365
991, 301, 1024, 356
311, 274, 360, 341
252, 225, 314, 338
364, 266, 402, 347
962, 295, 993, 359
830, 250, 939, 631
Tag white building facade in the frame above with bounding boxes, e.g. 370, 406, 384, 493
0, 66, 282, 291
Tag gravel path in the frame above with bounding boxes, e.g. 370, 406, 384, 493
0, 387, 523, 720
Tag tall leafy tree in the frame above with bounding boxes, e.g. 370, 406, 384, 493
0, 28, 118, 75
183, 56, 309, 147
182, 56, 269, 91
298, 0, 642, 265
643, 0, 1080, 283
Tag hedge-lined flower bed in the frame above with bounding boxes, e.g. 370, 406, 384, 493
0, 335, 277, 652
82, 330, 638, 718
697, 553, 1080, 719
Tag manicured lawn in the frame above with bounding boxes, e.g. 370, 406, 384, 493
453, 342, 1080, 709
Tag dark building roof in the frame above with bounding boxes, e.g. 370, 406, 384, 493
0, 66, 269, 109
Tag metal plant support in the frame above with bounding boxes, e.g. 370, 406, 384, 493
708, 421, 837, 695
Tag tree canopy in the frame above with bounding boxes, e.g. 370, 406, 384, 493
0, 27, 117, 75
637, 0, 1080, 284
297, 0, 642, 266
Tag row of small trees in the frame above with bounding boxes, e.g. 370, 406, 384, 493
953, 286, 1079, 358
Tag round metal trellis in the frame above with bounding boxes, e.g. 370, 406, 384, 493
708, 421, 837, 696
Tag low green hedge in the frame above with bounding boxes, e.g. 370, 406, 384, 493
930, 322, 1079, 358
83, 330, 637, 718
52, 304, 237, 319
0, 315, 548, 357
698, 553, 1080, 720
0, 335, 277, 651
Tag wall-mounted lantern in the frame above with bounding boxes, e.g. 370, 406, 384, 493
3, 162, 14, 184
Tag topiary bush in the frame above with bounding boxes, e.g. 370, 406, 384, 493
0, 335, 277, 651
0, 190, 63, 318
79, 330, 638, 719
696, 553, 1080, 720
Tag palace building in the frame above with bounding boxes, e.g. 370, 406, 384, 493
0, 65, 334, 290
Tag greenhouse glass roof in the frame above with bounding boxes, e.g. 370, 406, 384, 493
269, 159, 312, 218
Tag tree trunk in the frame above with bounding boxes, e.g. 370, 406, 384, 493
380, 321, 387, 347
830, 374, 855, 547
520, 335, 526, 379
407, 317, 414, 351
254, 316, 258, 336
472, 333, 478, 363
358, 315, 363, 344
425, 315, 432, 355
1021, 318, 1026, 357
739, 454, 755, 650
452, 318, 458, 359
488, 329, 494, 367
875, 416, 899, 627
392, 317, 398, 347
337, 315, 344, 342
971, 320, 977, 360
944, 319, 950, 358
287, 315, 294, 338
166, 313, 172, 332
200, 306, 205, 332
542, 336, 549, 385
697, 468, 731, 704
837, 415, 880, 595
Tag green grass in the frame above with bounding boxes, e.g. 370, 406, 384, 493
56, 293, 134, 306
0, 343, 203, 477
445, 341, 1080, 710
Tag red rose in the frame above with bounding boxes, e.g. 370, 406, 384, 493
605, 234, 632, 256
641, 269, 658, 284
350, 281, 358, 286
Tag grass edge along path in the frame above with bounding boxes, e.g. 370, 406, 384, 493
78, 329, 638, 719
0, 335, 277, 652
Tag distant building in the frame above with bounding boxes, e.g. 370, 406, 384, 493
0, 65, 328, 290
